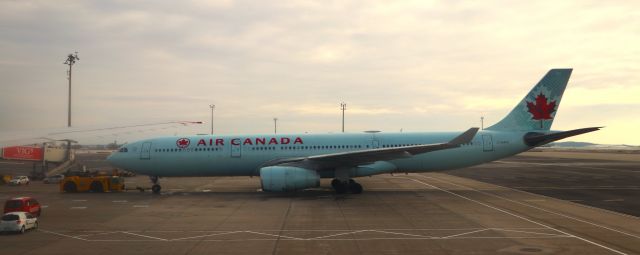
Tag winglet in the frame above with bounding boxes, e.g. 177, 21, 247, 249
448, 128, 480, 145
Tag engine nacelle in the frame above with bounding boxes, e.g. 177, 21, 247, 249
260, 166, 320, 192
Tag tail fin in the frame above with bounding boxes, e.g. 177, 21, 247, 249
487, 69, 572, 131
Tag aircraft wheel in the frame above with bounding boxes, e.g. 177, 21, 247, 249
349, 181, 363, 194
331, 179, 347, 194
151, 184, 161, 194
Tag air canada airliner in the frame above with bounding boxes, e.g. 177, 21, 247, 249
106, 69, 599, 194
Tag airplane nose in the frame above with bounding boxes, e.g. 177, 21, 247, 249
106, 153, 115, 164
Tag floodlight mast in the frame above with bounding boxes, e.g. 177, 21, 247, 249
340, 102, 347, 133
64, 52, 79, 127
273, 118, 278, 134
209, 104, 215, 134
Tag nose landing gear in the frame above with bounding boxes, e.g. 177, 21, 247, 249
150, 176, 161, 194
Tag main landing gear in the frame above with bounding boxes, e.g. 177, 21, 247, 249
331, 179, 363, 194
150, 176, 161, 194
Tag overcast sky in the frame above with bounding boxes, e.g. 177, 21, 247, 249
1, 0, 638, 145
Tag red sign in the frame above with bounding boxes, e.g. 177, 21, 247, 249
2, 146, 43, 161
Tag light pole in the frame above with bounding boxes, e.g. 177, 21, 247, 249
64, 52, 79, 127
481, 116, 484, 130
209, 104, 215, 134
273, 118, 278, 134
340, 102, 347, 133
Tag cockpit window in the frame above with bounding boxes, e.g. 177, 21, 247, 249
118, 147, 128, 152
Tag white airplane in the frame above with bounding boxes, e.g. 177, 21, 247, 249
106, 69, 600, 194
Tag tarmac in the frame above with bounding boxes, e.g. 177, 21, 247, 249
0, 151, 638, 254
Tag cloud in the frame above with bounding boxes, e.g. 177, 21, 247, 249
0, 0, 638, 145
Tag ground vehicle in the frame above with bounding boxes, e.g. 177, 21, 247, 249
4, 197, 42, 216
0, 212, 38, 234
61, 175, 125, 193
8, 176, 29, 185
43, 174, 65, 184
1, 175, 12, 184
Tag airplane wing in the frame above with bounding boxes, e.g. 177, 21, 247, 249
264, 128, 479, 169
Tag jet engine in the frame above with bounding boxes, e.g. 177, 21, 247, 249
260, 166, 320, 192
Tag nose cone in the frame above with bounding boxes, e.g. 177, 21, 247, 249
106, 152, 118, 166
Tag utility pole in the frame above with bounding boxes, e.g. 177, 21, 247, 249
209, 104, 215, 134
64, 52, 79, 127
340, 102, 346, 133
273, 118, 278, 134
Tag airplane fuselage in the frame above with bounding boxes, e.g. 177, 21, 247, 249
108, 130, 531, 178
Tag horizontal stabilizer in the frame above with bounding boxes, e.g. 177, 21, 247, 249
524, 127, 602, 147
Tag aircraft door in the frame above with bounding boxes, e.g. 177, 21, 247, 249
231, 142, 241, 158
371, 139, 380, 149
140, 142, 151, 159
482, 135, 494, 152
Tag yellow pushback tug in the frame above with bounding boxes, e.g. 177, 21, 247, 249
60, 170, 125, 193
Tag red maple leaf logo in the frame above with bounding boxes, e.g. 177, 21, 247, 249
176, 138, 190, 148
527, 93, 556, 120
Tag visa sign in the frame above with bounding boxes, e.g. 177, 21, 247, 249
2, 146, 44, 161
